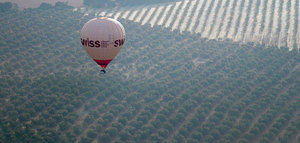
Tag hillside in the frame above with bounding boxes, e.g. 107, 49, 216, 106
87, 0, 299, 50
0, 2, 299, 143
0, 0, 83, 9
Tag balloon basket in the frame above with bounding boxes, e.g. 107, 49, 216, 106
100, 69, 106, 74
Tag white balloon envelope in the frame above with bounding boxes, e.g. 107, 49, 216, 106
81, 17, 126, 71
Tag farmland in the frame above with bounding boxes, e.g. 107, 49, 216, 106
0, 1, 299, 143
88, 0, 299, 50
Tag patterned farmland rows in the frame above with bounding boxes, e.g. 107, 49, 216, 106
164, 47, 261, 141
143, 43, 249, 140
182, 48, 294, 142
236, 61, 298, 142
274, 104, 300, 143
73, 84, 134, 141
256, 96, 298, 143
90, 36, 235, 142
2, 6, 299, 143
82, 0, 299, 50
149, 44, 278, 142
107, 41, 237, 142
131, 48, 238, 142
213, 54, 298, 142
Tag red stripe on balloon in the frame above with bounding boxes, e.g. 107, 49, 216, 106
93, 59, 113, 69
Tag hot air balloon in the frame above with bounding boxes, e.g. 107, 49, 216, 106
81, 17, 126, 73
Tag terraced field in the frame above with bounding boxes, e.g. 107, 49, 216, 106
83, 0, 299, 50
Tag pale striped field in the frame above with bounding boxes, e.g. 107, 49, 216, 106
82, 0, 299, 50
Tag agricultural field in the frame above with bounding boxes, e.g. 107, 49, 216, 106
0, 1, 299, 143
88, 0, 299, 50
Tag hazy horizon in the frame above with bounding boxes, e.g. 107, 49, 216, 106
0, 0, 83, 9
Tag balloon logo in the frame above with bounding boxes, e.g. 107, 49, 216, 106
81, 17, 126, 73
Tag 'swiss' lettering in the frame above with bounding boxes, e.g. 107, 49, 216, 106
81, 38, 125, 48
81, 38, 101, 48
95, 41, 100, 47
89, 40, 94, 47
114, 38, 125, 47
